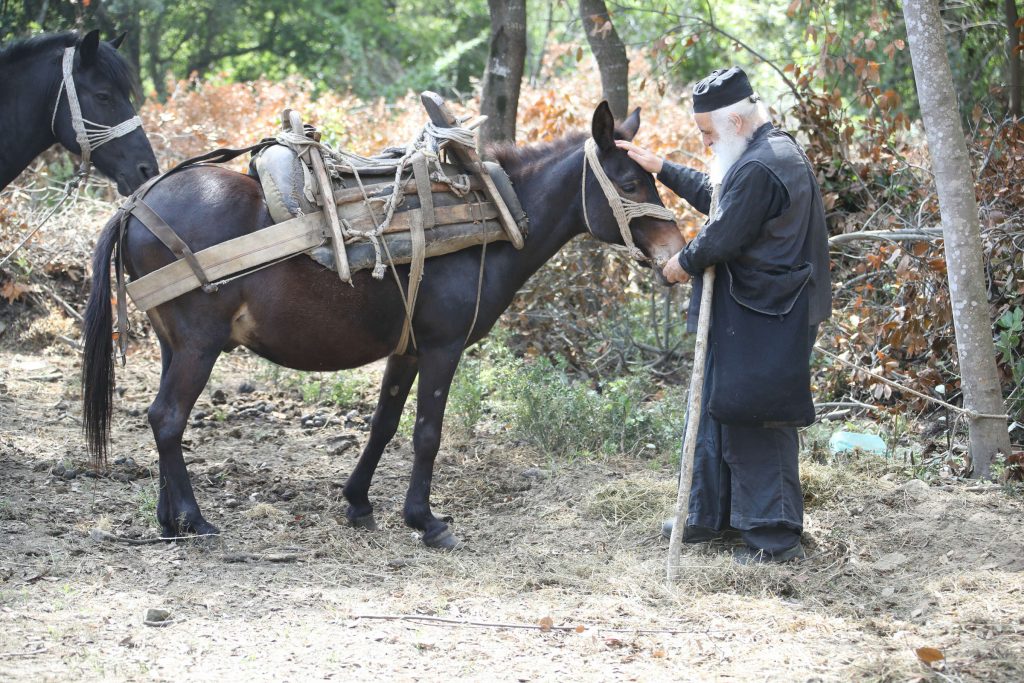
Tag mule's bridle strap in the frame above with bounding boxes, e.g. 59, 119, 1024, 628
51, 46, 143, 175
581, 138, 677, 261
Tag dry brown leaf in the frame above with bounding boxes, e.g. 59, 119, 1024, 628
574, 625, 585, 633
538, 616, 553, 632
915, 647, 944, 666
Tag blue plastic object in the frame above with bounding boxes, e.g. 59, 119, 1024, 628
828, 431, 887, 456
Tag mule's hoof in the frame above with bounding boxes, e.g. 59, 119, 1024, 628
161, 520, 220, 541
348, 512, 378, 531
422, 528, 463, 551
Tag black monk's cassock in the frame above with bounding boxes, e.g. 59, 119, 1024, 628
658, 122, 832, 552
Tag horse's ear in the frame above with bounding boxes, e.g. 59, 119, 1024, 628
109, 32, 127, 50
616, 108, 641, 141
79, 30, 100, 68
591, 101, 616, 151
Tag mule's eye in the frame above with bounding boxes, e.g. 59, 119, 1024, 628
621, 181, 638, 193
95, 92, 111, 103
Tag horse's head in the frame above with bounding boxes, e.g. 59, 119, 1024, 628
51, 30, 158, 195
583, 102, 685, 286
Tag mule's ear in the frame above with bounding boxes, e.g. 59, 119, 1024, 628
79, 30, 100, 67
591, 101, 616, 151
616, 108, 641, 141
109, 32, 127, 50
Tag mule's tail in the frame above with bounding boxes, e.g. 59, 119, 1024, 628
82, 214, 121, 467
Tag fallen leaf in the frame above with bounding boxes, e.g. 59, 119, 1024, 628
915, 647, 944, 666
1, 279, 30, 304
575, 625, 585, 633
538, 616, 553, 632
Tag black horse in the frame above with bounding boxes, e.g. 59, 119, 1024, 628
0, 29, 157, 194
83, 103, 685, 548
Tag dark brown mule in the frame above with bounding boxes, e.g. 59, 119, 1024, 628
82, 103, 685, 548
0, 30, 157, 194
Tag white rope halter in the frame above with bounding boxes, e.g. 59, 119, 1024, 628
581, 138, 677, 260
50, 46, 144, 177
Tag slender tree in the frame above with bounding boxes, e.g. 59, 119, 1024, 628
902, 0, 1012, 479
578, 0, 628, 120
1006, 0, 1022, 117
480, 0, 527, 147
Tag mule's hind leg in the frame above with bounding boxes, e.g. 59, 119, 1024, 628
404, 344, 463, 549
343, 354, 418, 530
150, 344, 221, 537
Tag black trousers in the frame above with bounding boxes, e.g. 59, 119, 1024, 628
682, 327, 816, 554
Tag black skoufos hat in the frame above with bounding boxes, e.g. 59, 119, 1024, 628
692, 66, 755, 113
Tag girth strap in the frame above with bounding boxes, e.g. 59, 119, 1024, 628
394, 152, 432, 355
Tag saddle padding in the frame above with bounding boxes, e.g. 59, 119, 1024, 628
251, 144, 317, 223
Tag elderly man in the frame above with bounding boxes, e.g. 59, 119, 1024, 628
617, 67, 831, 563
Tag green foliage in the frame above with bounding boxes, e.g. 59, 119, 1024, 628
484, 342, 684, 461
448, 356, 486, 436
256, 362, 368, 408
996, 307, 1024, 419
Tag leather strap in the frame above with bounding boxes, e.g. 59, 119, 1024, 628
395, 152, 432, 355
129, 199, 213, 289
110, 140, 276, 360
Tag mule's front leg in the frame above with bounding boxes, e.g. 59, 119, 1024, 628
343, 354, 418, 530
149, 347, 220, 538
404, 344, 463, 549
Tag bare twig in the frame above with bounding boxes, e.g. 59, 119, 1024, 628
350, 613, 725, 635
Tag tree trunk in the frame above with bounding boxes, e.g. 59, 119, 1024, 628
1006, 0, 1022, 117
902, 0, 1011, 479
480, 0, 526, 148
578, 0, 628, 120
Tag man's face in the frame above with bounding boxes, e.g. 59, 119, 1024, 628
695, 110, 749, 184
694, 112, 718, 149
694, 111, 743, 150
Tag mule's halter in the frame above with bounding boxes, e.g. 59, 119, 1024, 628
581, 138, 676, 261
50, 46, 144, 176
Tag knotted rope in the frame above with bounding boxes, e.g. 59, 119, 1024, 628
274, 121, 479, 279
581, 138, 676, 260
50, 47, 143, 177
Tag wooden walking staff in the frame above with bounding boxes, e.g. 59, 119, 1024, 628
667, 187, 720, 582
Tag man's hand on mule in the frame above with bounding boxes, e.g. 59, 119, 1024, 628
662, 253, 690, 284
614, 140, 664, 175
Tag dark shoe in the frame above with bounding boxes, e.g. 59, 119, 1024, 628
732, 543, 806, 565
661, 520, 739, 543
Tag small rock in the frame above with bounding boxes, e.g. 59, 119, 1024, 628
224, 498, 239, 509
237, 381, 256, 394
228, 427, 243, 439
144, 608, 172, 626
211, 389, 227, 405
872, 552, 908, 572
899, 479, 930, 501
521, 467, 547, 479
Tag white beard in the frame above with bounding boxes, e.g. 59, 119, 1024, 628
708, 128, 750, 185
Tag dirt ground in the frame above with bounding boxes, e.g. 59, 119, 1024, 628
1, 335, 1023, 682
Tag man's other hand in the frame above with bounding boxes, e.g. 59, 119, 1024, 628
615, 140, 664, 175
662, 254, 690, 284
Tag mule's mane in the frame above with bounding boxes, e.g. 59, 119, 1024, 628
0, 31, 138, 100
0, 31, 76, 65
489, 132, 588, 180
